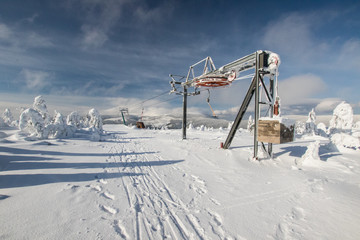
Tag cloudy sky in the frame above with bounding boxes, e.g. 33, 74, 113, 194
0, 0, 359, 117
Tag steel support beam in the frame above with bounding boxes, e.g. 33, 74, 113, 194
254, 52, 260, 159
223, 76, 257, 149
182, 86, 188, 139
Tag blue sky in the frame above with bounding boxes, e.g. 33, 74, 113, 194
0, 0, 360, 116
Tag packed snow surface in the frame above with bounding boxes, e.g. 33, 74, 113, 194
1, 125, 360, 239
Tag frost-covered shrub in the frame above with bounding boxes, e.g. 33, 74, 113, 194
296, 141, 321, 168
86, 108, 103, 141
331, 133, 359, 150
88, 108, 103, 131
19, 108, 45, 138
247, 115, 254, 132
353, 121, 360, 131
45, 112, 75, 139
33, 95, 51, 124
305, 108, 317, 135
2, 108, 15, 126
197, 125, 205, 131
295, 121, 305, 135
329, 102, 353, 133
67, 111, 83, 128
317, 122, 328, 137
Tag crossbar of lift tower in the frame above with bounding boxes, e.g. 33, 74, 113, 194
182, 52, 257, 88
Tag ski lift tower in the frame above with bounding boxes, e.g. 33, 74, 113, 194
170, 50, 288, 159
119, 107, 129, 125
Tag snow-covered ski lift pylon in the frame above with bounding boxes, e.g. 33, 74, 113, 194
169, 50, 281, 159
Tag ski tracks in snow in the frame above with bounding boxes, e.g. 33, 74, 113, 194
91, 132, 234, 239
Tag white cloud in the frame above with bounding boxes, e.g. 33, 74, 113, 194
315, 98, 342, 113
0, 23, 12, 40
75, 0, 128, 48
19, 69, 53, 90
81, 25, 108, 49
0, 21, 53, 48
263, 13, 314, 58
278, 74, 326, 105
338, 38, 360, 69
134, 1, 175, 23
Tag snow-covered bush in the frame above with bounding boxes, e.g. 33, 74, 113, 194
329, 102, 353, 133
45, 111, 75, 139
33, 95, 51, 124
67, 111, 84, 128
305, 108, 317, 135
2, 108, 16, 126
331, 133, 360, 150
197, 125, 205, 131
247, 115, 254, 132
188, 123, 194, 130
88, 108, 103, 131
86, 108, 103, 141
296, 141, 321, 168
19, 108, 45, 138
354, 121, 360, 130
317, 122, 328, 137
295, 121, 305, 136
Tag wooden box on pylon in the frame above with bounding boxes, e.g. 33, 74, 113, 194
257, 119, 294, 144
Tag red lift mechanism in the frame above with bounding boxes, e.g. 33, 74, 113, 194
193, 70, 236, 88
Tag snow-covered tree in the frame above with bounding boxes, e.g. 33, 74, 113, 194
87, 108, 103, 141
67, 111, 83, 128
329, 102, 353, 133
19, 108, 45, 138
296, 141, 321, 168
33, 95, 51, 124
45, 111, 75, 139
88, 108, 103, 131
2, 108, 15, 126
317, 122, 327, 137
305, 108, 317, 135
295, 121, 305, 136
247, 115, 254, 132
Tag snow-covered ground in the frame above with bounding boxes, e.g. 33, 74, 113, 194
1, 124, 360, 240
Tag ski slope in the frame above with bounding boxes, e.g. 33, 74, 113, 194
1, 125, 360, 239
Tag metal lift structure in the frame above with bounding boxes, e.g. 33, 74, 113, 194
169, 50, 281, 159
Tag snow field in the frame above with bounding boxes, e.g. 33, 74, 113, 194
1, 124, 360, 239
